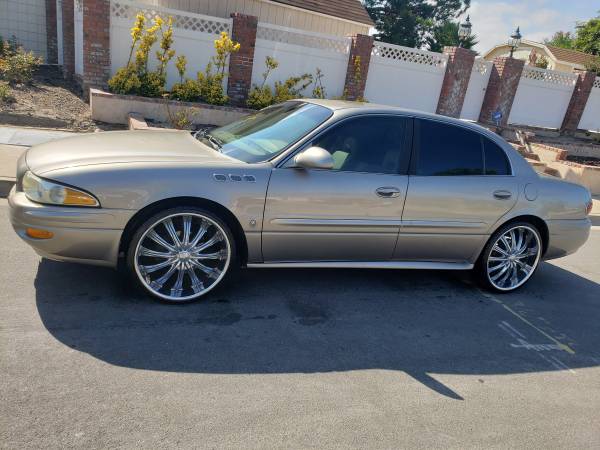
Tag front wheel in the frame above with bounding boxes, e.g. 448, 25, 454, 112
126, 207, 235, 303
476, 222, 542, 293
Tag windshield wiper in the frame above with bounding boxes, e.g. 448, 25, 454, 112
193, 128, 222, 152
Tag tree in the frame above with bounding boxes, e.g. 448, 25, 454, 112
427, 20, 478, 53
574, 15, 600, 55
363, 0, 471, 49
543, 31, 575, 49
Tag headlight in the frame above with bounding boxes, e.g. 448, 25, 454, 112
22, 171, 99, 207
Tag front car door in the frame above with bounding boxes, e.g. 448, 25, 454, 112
262, 114, 412, 262
396, 118, 518, 263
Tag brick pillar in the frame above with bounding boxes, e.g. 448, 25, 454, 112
82, 0, 111, 93
479, 56, 524, 126
45, 0, 58, 64
436, 46, 476, 118
227, 13, 258, 106
62, 0, 75, 78
560, 71, 596, 134
343, 34, 373, 101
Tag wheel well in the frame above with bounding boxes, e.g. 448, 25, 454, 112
117, 197, 248, 269
497, 215, 549, 255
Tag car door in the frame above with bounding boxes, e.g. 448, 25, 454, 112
262, 114, 412, 262
395, 118, 518, 262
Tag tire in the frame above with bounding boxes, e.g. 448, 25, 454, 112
475, 221, 542, 293
126, 206, 236, 303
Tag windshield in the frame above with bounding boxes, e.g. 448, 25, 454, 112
203, 102, 332, 163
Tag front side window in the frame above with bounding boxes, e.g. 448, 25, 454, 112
416, 119, 483, 176
309, 115, 409, 175
205, 102, 332, 163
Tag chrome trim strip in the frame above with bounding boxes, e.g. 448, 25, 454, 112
248, 261, 473, 270
270, 218, 403, 227
401, 220, 485, 229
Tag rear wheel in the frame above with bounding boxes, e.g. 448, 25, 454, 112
476, 222, 542, 292
126, 207, 234, 303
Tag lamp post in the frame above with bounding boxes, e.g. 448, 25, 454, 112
458, 15, 472, 47
508, 26, 522, 58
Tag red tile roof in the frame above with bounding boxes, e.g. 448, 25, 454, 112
270, 0, 374, 26
545, 45, 597, 66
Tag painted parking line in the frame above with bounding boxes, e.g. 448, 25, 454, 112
477, 288, 576, 355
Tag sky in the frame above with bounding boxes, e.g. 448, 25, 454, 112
463, 0, 598, 54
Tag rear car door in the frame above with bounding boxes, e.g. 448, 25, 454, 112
263, 114, 412, 262
395, 118, 517, 262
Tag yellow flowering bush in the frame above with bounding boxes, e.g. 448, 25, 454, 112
108, 13, 175, 98
247, 56, 313, 109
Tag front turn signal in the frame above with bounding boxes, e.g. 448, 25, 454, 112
26, 228, 54, 239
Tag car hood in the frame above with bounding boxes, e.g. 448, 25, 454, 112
26, 130, 237, 174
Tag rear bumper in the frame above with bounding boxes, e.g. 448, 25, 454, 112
8, 188, 133, 268
544, 218, 591, 260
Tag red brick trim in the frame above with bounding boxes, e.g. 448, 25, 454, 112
479, 57, 524, 126
82, 0, 111, 93
343, 34, 373, 101
436, 46, 476, 118
560, 71, 596, 134
61, 0, 75, 78
227, 13, 258, 106
45, 0, 58, 64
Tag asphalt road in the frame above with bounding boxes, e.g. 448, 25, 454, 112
1, 197, 599, 449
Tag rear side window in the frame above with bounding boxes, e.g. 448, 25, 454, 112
483, 138, 511, 175
415, 119, 483, 176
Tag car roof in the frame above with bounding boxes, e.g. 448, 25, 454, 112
296, 98, 496, 137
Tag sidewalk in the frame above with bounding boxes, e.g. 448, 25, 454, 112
0, 126, 75, 197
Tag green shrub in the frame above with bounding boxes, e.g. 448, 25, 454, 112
247, 56, 313, 109
107, 65, 141, 95
170, 78, 201, 101
0, 81, 12, 102
0, 40, 41, 84
107, 14, 173, 97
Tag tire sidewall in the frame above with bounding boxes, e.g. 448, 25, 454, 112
126, 206, 237, 303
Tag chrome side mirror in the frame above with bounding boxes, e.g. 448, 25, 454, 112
293, 146, 334, 170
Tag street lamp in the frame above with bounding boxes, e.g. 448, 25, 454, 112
508, 26, 522, 58
458, 15, 472, 47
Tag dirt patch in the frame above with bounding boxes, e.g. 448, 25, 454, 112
0, 66, 124, 132
566, 155, 600, 167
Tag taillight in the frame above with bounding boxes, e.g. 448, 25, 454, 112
586, 200, 593, 215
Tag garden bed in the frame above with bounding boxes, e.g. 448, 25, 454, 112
0, 66, 122, 131
566, 155, 600, 167
90, 89, 253, 127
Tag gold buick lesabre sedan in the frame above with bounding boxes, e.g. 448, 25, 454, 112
9, 100, 593, 303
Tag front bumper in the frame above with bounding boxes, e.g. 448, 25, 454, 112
8, 187, 134, 268
544, 218, 592, 260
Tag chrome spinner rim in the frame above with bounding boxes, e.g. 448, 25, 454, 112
486, 225, 541, 291
134, 213, 231, 301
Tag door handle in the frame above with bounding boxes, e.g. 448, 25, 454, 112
376, 187, 401, 198
493, 190, 512, 200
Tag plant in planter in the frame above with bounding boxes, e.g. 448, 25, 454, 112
196, 32, 240, 105
108, 14, 176, 98
169, 31, 240, 105
247, 56, 313, 109
169, 55, 201, 101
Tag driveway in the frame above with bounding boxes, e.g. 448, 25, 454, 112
1, 198, 599, 448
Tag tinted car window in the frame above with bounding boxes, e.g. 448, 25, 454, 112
483, 137, 511, 175
311, 116, 409, 174
416, 119, 483, 176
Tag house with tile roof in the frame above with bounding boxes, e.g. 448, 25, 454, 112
483, 40, 597, 73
